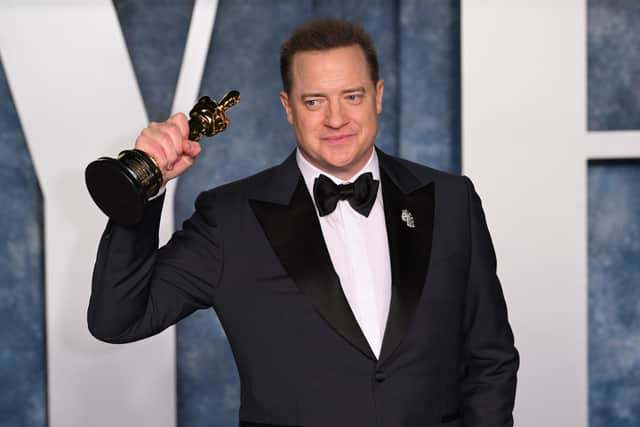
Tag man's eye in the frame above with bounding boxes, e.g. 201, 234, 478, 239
346, 94, 363, 103
305, 99, 319, 107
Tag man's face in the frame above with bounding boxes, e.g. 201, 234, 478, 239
279, 45, 384, 181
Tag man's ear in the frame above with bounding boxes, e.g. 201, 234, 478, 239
279, 91, 294, 124
375, 79, 384, 114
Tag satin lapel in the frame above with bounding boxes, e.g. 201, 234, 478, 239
378, 153, 435, 366
249, 175, 376, 361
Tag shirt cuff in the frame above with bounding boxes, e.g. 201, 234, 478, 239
148, 186, 166, 201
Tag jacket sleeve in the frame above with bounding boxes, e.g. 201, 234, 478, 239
460, 177, 519, 427
87, 191, 223, 343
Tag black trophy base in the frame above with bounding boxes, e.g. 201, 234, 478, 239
86, 155, 151, 226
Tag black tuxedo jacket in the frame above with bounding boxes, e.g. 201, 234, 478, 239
88, 149, 518, 427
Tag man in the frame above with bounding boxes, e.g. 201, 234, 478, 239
89, 19, 518, 427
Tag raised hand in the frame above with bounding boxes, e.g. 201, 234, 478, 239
134, 113, 202, 186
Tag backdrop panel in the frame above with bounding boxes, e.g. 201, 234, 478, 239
113, 0, 196, 122
398, 0, 460, 173
589, 160, 640, 427
588, 0, 640, 130
0, 58, 47, 427
587, 1, 640, 424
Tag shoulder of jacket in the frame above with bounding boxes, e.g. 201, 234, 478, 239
387, 154, 467, 189
197, 163, 281, 202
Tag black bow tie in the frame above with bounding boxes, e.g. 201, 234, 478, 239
313, 172, 379, 217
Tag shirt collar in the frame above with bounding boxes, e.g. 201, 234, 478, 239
296, 148, 380, 198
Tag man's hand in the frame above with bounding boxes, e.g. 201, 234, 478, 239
134, 113, 202, 186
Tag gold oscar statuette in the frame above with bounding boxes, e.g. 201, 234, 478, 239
85, 91, 240, 226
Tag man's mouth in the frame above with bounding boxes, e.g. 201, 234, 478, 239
321, 134, 355, 143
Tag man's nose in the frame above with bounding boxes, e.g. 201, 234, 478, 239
324, 100, 348, 129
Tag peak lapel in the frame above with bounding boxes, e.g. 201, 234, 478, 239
249, 157, 375, 361
377, 152, 435, 366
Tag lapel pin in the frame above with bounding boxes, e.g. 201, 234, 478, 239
401, 209, 415, 228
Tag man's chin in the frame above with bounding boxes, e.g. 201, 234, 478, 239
319, 160, 365, 180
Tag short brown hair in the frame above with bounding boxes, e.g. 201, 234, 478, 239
280, 19, 380, 93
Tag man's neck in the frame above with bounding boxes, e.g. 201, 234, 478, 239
296, 148, 377, 184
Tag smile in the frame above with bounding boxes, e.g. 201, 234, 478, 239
321, 134, 355, 143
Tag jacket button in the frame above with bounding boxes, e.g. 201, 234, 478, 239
375, 370, 386, 382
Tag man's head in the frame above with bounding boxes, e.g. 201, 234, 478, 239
279, 19, 384, 181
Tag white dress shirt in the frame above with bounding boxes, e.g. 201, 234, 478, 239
296, 149, 392, 358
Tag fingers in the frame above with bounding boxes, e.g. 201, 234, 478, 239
133, 114, 201, 182
170, 112, 201, 157
168, 112, 189, 139
183, 139, 201, 158
146, 124, 180, 170
169, 156, 195, 179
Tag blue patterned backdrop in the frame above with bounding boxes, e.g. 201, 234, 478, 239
588, 1, 640, 426
397, 0, 460, 171
588, 0, 640, 130
114, 0, 195, 123
589, 161, 640, 427
0, 58, 47, 427
2, 1, 639, 426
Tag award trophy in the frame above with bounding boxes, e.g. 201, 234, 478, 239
85, 90, 240, 226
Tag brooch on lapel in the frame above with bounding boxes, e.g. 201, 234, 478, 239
401, 209, 415, 228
